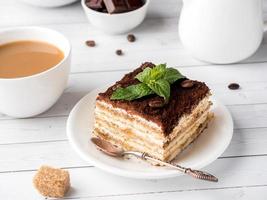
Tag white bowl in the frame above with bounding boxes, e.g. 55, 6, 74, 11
0, 27, 71, 118
18, 0, 79, 7
81, 0, 150, 34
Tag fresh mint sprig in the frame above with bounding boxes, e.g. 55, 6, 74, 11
110, 64, 185, 102
111, 83, 154, 101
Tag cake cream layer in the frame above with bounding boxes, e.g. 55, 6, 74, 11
95, 103, 210, 152
95, 95, 211, 144
94, 110, 211, 161
163, 111, 211, 153
93, 96, 212, 161
165, 114, 212, 161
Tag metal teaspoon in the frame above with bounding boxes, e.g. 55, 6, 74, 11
91, 137, 218, 182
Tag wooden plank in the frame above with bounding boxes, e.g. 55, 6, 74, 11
1, 18, 267, 71
0, 117, 68, 144
0, 127, 267, 172
223, 128, 267, 158
0, 62, 267, 120
0, 2, 85, 27
39, 71, 267, 117
68, 186, 267, 200
0, 141, 87, 172
0, 156, 267, 199
0, 99, 266, 144
0, 0, 181, 27
230, 104, 267, 129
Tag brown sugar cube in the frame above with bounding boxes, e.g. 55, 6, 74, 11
33, 166, 70, 198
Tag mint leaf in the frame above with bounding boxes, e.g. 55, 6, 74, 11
110, 83, 154, 101
135, 64, 167, 84
148, 79, 170, 101
164, 68, 185, 84
149, 64, 166, 81
135, 67, 152, 83
111, 64, 185, 102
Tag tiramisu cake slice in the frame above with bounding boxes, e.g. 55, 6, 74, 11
93, 62, 213, 162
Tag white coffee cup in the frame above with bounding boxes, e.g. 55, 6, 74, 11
0, 27, 71, 118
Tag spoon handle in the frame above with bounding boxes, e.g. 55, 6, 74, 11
125, 152, 218, 182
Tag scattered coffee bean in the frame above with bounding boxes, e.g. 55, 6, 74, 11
116, 49, 123, 56
85, 40, 96, 47
181, 80, 195, 88
127, 34, 136, 42
148, 99, 165, 108
228, 83, 240, 90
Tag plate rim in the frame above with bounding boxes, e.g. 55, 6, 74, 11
67, 87, 234, 179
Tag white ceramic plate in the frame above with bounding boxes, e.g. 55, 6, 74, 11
67, 87, 233, 179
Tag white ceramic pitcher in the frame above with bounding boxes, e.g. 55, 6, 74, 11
179, 0, 263, 64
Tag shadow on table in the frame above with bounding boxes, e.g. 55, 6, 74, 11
132, 15, 179, 35
242, 30, 267, 63
37, 91, 88, 119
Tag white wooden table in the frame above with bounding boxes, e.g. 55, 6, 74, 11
1, 0, 267, 199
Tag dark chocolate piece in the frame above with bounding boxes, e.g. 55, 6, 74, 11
97, 62, 210, 135
125, 0, 144, 10
85, 0, 105, 10
103, 0, 128, 13
103, 0, 144, 14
